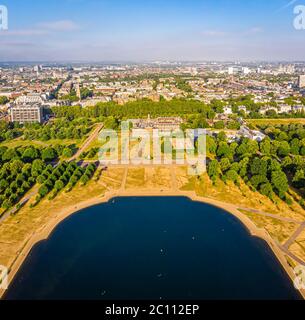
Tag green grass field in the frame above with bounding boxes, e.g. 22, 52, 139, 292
247, 118, 305, 127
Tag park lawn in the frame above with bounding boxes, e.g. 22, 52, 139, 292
0, 208, 5, 218
240, 210, 298, 244
0, 138, 84, 150
248, 118, 305, 127
148, 167, 172, 189
289, 230, 305, 263
125, 168, 146, 189
179, 172, 305, 222
99, 167, 125, 190
82, 138, 105, 161
43, 138, 84, 147
83, 132, 139, 161
124, 167, 173, 190
0, 139, 47, 149
85, 138, 104, 151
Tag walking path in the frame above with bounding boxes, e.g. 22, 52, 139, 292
283, 221, 305, 250
70, 123, 104, 161
120, 167, 128, 191
0, 186, 38, 224
238, 207, 301, 224
170, 166, 178, 191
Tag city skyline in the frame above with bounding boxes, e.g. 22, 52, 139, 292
0, 1, 305, 62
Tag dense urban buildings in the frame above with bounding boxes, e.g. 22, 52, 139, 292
1, 62, 305, 124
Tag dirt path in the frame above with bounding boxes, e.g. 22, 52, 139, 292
70, 123, 104, 161
239, 207, 301, 224
283, 221, 305, 250
120, 167, 128, 191
0, 185, 39, 224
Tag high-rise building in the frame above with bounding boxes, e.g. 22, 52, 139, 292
298, 75, 305, 88
228, 67, 234, 75
75, 82, 81, 99
242, 67, 251, 75
10, 104, 44, 123
279, 64, 295, 74
228, 66, 239, 75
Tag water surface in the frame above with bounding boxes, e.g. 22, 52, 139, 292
5, 197, 301, 300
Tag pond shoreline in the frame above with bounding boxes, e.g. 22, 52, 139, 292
1, 189, 304, 300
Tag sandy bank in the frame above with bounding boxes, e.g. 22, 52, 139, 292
1, 189, 304, 300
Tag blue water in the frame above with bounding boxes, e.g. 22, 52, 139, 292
4, 197, 302, 300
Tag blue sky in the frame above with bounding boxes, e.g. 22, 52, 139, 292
0, 0, 304, 61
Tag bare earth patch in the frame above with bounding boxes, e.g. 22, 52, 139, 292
241, 211, 298, 244
289, 230, 305, 263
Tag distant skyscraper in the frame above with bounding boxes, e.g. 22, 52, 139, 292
242, 67, 251, 75
228, 67, 234, 75
75, 82, 81, 99
298, 75, 305, 88
228, 66, 239, 75
190, 67, 198, 76
279, 64, 295, 74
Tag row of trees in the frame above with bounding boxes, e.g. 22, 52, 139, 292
206, 133, 304, 204
51, 99, 215, 120
50, 97, 305, 126
60, 88, 94, 102
23, 119, 92, 141
36, 161, 97, 203
0, 96, 9, 105
0, 147, 97, 209
175, 78, 193, 93
79, 147, 99, 160
261, 124, 305, 156
181, 115, 241, 130
0, 145, 76, 164
0, 159, 46, 209
0, 121, 23, 142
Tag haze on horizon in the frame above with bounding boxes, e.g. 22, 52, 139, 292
0, 0, 304, 62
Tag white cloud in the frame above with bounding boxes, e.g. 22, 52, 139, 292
202, 30, 228, 37
245, 27, 264, 35
201, 27, 263, 38
0, 29, 48, 36
38, 20, 80, 31
0, 20, 80, 37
